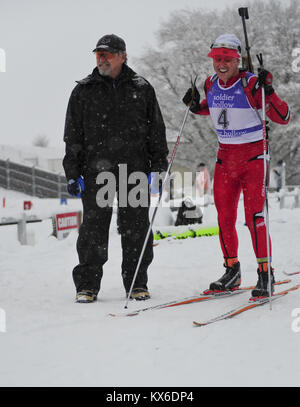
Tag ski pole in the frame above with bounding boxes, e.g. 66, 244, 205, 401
124, 77, 197, 309
238, 7, 272, 309
124, 105, 190, 308
257, 53, 272, 310
238, 7, 254, 73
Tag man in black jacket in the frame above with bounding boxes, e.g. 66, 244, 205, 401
63, 34, 168, 303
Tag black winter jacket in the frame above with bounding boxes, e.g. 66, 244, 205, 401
63, 64, 168, 181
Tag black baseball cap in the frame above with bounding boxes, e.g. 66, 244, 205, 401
93, 34, 126, 53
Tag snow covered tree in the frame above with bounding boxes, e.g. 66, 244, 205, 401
135, 0, 300, 184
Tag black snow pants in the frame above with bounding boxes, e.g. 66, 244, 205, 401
72, 176, 153, 295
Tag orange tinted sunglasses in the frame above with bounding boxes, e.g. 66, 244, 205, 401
213, 56, 235, 63
95, 51, 118, 61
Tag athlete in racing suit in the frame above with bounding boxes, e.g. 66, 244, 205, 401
183, 33, 290, 297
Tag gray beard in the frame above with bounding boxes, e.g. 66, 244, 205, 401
98, 64, 111, 76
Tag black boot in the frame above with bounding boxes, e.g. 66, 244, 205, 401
127, 287, 150, 301
251, 266, 275, 298
209, 262, 241, 291
75, 290, 97, 303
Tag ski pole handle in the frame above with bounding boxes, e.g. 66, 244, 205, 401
256, 53, 264, 70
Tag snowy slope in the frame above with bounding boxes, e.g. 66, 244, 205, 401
0, 188, 299, 387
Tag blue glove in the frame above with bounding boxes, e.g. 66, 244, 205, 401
67, 176, 85, 198
148, 172, 161, 194
148, 172, 170, 194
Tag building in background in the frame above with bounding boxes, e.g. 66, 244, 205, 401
0, 144, 64, 174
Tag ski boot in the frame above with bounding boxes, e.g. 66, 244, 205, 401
251, 264, 275, 298
209, 261, 241, 292
75, 290, 97, 303
128, 287, 151, 301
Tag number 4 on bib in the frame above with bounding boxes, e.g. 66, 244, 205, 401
218, 109, 229, 129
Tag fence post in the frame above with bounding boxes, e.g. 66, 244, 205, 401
281, 162, 286, 189
32, 166, 36, 196
5, 159, 10, 189
294, 188, 300, 208
57, 174, 61, 199
17, 213, 28, 245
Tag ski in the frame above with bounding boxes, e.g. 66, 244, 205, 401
109, 279, 290, 317
283, 270, 300, 276
109, 290, 244, 317
193, 283, 300, 327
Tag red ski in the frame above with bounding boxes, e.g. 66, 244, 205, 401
193, 284, 300, 327
109, 279, 290, 317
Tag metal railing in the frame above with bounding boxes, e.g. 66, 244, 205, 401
0, 159, 69, 198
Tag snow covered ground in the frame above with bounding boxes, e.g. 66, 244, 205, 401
0, 187, 299, 387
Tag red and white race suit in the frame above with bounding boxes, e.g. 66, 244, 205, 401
193, 71, 290, 262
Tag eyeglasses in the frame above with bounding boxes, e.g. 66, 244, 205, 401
95, 51, 118, 60
213, 56, 235, 63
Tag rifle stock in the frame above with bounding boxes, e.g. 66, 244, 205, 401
238, 7, 254, 73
